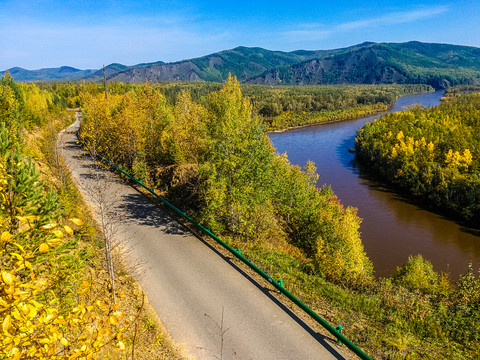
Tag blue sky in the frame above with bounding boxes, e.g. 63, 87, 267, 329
1, 0, 479, 70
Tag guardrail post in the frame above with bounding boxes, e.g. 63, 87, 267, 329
336, 325, 343, 344
277, 279, 283, 287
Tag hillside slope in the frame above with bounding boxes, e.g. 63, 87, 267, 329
248, 42, 480, 88
107, 46, 333, 83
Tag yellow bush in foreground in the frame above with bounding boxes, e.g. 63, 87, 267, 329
0, 137, 126, 359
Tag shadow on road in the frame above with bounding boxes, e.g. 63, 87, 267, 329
62, 139, 83, 151
121, 193, 187, 235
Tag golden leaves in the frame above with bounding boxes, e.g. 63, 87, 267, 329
2, 314, 11, 332
445, 148, 473, 170
109, 315, 119, 325
396, 131, 404, 141
1, 271, 15, 285
118, 340, 126, 352
0, 209, 122, 359
64, 225, 74, 235
41, 223, 56, 230
69, 218, 84, 226
39, 243, 49, 253
16, 215, 39, 222
51, 229, 64, 238
1, 231, 11, 243
427, 141, 434, 153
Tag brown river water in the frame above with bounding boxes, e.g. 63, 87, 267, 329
269, 91, 480, 278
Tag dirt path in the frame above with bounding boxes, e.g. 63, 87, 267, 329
57, 115, 348, 360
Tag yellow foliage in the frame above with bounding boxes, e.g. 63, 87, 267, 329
1, 271, 15, 285
427, 141, 434, 153
68, 218, 84, 226
1, 231, 11, 243
51, 229, 64, 238
463, 149, 473, 166
391, 146, 398, 158
396, 131, 404, 141
445, 148, 473, 170
39, 243, 49, 253
63, 225, 74, 235
41, 223, 56, 230
0, 172, 126, 360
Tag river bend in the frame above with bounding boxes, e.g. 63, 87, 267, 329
269, 91, 480, 278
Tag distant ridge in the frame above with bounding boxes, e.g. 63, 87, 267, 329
2, 41, 480, 88
0, 60, 165, 82
1, 66, 96, 81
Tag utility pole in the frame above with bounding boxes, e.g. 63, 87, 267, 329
103, 64, 108, 100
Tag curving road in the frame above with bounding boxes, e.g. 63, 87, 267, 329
58, 115, 349, 360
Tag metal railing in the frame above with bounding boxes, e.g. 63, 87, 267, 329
83, 143, 373, 360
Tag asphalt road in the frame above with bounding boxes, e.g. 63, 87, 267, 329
58, 115, 348, 360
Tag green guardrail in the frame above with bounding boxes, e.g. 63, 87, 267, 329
80, 140, 373, 360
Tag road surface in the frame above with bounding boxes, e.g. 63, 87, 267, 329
58, 115, 349, 360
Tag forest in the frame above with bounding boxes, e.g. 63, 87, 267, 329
355, 88, 480, 223
38, 81, 432, 131
2, 72, 480, 359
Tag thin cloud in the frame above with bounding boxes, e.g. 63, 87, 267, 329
285, 5, 449, 41
337, 6, 449, 31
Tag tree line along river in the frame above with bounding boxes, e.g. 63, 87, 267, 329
269, 91, 480, 278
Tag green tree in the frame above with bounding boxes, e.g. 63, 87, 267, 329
0, 123, 61, 232
200, 75, 277, 238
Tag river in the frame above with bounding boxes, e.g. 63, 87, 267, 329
269, 91, 480, 278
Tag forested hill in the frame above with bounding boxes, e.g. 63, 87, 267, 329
248, 42, 480, 88
3, 41, 480, 87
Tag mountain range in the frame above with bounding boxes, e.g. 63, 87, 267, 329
2, 41, 480, 88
